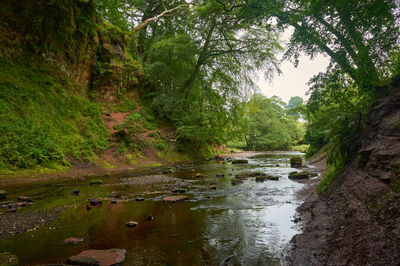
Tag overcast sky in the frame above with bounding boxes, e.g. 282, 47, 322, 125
256, 54, 330, 104
255, 29, 331, 104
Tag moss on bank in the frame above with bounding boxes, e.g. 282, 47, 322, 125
0, 59, 110, 170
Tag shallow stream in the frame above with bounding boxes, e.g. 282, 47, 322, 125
0, 152, 308, 265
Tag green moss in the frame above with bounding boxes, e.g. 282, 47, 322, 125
0, 59, 109, 170
316, 163, 344, 194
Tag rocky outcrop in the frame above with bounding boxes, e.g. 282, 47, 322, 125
288, 92, 400, 265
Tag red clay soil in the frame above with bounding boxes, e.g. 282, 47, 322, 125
102, 112, 129, 134
287, 92, 400, 265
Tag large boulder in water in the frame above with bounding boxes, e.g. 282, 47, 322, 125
290, 156, 302, 168
66, 249, 126, 266
289, 171, 309, 180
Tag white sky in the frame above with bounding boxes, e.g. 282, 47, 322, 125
255, 29, 331, 104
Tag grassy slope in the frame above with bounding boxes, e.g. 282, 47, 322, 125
0, 59, 109, 171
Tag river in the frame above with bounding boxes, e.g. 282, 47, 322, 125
0, 152, 309, 265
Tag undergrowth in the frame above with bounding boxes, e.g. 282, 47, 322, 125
0, 59, 109, 170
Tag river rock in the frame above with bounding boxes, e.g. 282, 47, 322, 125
255, 176, 267, 182
209, 184, 217, 190
146, 215, 154, 221
72, 189, 80, 196
88, 198, 102, 207
231, 159, 249, 164
125, 221, 138, 228
267, 175, 280, 181
66, 249, 126, 266
216, 173, 225, 177
136, 198, 145, 202
171, 188, 186, 194
64, 237, 83, 245
162, 195, 189, 203
89, 179, 103, 185
289, 171, 310, 180
0, 190, 7, 200
231, 179, 243, 186
290, 156, 302, 168
18, 196, 33, 202
195, 173, 203, 178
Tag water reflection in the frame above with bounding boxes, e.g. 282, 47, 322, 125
0, 152, 305, 265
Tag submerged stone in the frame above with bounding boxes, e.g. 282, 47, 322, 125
66, 249, 126, 266
135, 198, 145, 202
64, 237, 83, 245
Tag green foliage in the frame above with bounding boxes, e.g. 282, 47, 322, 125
0, 59, 109, 170
316, 163, 344, 194
242, 94, 303, 151
304, 68, 376, 165
286, 96, 303, 118
243, 0, 400, 89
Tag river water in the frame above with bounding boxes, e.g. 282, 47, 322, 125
0, 152, 307, 265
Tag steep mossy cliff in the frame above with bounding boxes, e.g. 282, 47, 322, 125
0, 0, 156, 171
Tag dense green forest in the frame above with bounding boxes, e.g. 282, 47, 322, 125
0, 0, 399, 177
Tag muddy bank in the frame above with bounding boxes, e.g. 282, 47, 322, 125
287, 93, 400, 265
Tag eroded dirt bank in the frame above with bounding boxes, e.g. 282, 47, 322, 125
287, 92, 400, 265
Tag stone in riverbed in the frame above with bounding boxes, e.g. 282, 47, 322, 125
231, 159, 249, 164
162, 195, 189, 203
0, 190, 7, 200
231, 179, 243, 186
136, 198, 145, 202
267, 175, 280, 181
89, 179, 103, 185
88, 198, 102, 207
195, 173, 203, 178
290, 156, 302, 168
288, 171, 310, 180
64, 237, 83, 245
216, 173, 225, 177
125, 221, 138, 228
255, 176, 267, 182
66, 249, 126, 266
72, 189, 80, 196
18, 196, 33, 202
209, 184, 217, 190
171, 188, 186, 194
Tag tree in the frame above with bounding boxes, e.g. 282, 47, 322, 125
242, 0, 400, 89
243, 94, 302, 150
286, 96, 303, 118
141, 0, 281, 144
